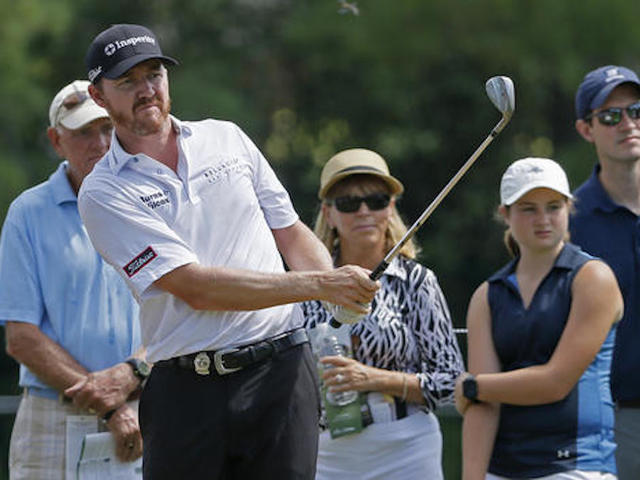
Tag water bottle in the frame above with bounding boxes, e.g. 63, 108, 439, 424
309, 322, 364, 438
319, 334, 358, 406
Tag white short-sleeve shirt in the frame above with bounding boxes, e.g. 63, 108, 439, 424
78, 117, 302, 362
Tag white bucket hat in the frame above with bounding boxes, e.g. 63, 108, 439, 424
500, 157, 573, 206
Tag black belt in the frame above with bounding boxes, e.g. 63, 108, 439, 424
156, 328, 308, 376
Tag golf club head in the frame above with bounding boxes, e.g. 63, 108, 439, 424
486, 76, 515, 120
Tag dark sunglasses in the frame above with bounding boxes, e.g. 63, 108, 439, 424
586, 101, 640, 126
330, 193, 391, 213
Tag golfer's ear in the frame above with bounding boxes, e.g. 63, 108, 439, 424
89, 83, 107, 108
575, 119, 594, 143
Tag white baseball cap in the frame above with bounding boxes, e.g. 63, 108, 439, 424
48, 80, 109, 129
500, 157, 573, 206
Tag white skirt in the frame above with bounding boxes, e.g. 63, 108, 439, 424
315, 411, 443, 480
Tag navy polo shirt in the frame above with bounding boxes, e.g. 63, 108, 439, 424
487, 243, 616, 477
570, 164, 640, 403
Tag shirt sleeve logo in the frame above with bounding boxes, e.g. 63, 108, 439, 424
124, 246, 157, 277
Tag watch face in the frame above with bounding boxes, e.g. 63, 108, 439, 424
463, 377, 478, 400
137, 360, 151, 377
128, 359, 151, 378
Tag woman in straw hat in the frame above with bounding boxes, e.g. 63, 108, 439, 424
302, 148, 464, 479
455, 158, 623, 480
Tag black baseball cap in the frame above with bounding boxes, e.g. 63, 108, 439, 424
85, 24, 178, 84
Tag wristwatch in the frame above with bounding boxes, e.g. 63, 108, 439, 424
125, 358, 151, 384
462, 374, 480, 403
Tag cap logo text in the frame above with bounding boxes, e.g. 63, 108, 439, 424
104, 35, 156, 57
605, 68, 624, 83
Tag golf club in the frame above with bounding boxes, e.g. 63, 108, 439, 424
330, 75, 515, 327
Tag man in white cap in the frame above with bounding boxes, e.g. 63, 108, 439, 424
0, 80, 146, 479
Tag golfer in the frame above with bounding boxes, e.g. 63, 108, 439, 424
74, 23, 378, 479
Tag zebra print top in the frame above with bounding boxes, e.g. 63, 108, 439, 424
301, 255, 464, 410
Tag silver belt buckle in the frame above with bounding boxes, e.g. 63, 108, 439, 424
213, 347, 242, 375
193, 352, 211, 375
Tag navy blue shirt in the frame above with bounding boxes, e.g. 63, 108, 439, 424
488, 243, 617, 477
570, 164, 640, 403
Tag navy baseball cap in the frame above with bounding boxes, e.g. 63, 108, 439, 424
575, 65, 640, 119
85, 24, 178, 83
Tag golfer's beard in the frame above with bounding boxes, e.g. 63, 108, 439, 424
109, 97, 171, 136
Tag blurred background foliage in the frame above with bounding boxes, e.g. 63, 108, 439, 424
1, 0, 640, 476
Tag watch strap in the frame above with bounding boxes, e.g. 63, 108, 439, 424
463, 374, 480, 403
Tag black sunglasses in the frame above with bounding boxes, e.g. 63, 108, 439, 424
330, 193, 391, 213
586, 101, 640, 126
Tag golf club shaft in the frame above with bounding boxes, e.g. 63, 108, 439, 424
369, 114, 511, 281
328, 76, 514, 326
328, 116, 509, 328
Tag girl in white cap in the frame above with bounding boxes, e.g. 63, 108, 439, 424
455, 157, 623, 480
302, 148, 464, 480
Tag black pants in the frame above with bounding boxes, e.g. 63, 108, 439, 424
140, 342, 321, 480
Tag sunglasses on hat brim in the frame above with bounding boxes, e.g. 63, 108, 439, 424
55, 91, 91, 126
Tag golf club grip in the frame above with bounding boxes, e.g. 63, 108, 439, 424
328, 260, 388, 328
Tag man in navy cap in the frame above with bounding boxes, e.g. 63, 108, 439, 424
572, 65, 640, 479
74, 23, 378, 479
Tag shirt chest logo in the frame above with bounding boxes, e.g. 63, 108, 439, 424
139, 190, 171, 210
201, 157, 244, 185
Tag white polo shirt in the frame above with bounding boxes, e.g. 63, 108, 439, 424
78, 116, 302, 362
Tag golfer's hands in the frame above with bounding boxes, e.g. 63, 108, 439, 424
322, 301, 370, 325
64, 363, 139, 416
320, 265, 379, 312
105, 404, 142, 462
321, 356, 378, 392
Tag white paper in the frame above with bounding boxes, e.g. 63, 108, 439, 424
76, 432, 142, 479
65, 415, 98, 480
367, 392, 396, 423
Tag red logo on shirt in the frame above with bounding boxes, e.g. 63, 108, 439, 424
124, 247, 157, 277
